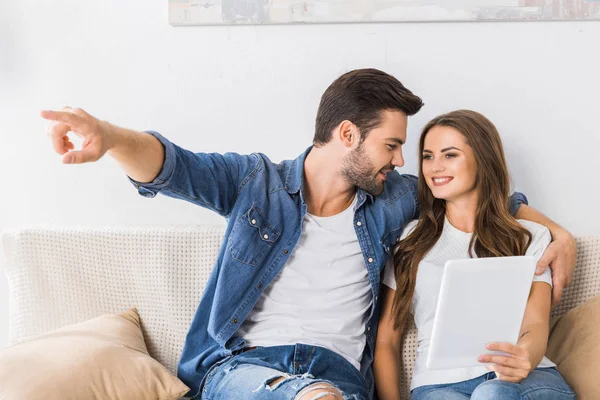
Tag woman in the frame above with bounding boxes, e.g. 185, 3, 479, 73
374, 110, 574, 400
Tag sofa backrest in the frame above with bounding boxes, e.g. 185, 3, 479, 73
2, 227, 599, 397
2, 226, 225, 374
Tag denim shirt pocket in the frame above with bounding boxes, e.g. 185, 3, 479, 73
228, 205, 281, 267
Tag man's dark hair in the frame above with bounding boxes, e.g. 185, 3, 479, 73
313, 68, 424, 146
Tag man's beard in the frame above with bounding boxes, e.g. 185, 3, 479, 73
341, 144, 385, 196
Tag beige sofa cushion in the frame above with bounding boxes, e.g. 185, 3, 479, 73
0, 308, 189, 400
547, 295, 600, 400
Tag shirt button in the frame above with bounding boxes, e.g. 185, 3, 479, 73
368, 257, 373, 263
258, 283, 263, 289
232, 318, 238, 324
356, 221, 362, 226
367, 326, 371, 332
251, 219, 256, 225
263, 234, 269, 240
283, 249, 289, 255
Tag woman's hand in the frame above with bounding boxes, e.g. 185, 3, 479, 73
478, 342, 532, 383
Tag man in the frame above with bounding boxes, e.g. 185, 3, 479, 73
42, 69, 576, 400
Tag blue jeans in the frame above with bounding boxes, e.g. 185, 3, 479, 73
411, 367, 574, 400
200, 344, 369, 400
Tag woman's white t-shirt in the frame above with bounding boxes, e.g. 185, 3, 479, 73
383, 218, 556, 391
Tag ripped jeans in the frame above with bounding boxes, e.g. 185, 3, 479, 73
200, 344, 369, 400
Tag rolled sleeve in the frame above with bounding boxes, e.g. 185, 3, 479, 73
509, 191, 528, 216
128, 130, 177, 198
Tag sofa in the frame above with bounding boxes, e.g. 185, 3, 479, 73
1, 226, 599, 399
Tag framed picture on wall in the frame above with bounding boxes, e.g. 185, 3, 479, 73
169, 0, 600, 26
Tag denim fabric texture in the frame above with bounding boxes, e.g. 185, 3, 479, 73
410, 367, 575, 400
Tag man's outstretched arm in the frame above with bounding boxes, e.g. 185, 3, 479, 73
42, 107, 259, 217
516, 204, 577, 306
42, 107, 165, 183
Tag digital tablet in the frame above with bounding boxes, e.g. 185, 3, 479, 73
426, 256, 536, 370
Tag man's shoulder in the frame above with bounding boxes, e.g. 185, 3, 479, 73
376, 171, 418, 204
229, 151, 290, 176
272, 155, 293, 169
240, 152, 300, 192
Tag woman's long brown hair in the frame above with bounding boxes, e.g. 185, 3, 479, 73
391, 110, 533, 329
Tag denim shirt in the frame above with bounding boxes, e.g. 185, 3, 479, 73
131, 131, 527, 399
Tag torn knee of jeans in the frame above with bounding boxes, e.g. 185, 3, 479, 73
310, 393, 342, 400
294, 382, 344, 400
252, 373, 293, 392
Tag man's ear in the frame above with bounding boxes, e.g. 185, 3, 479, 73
338, 120, 358, 148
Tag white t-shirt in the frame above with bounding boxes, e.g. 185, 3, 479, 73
383, 218, 556, 390
237, 196, 373, 369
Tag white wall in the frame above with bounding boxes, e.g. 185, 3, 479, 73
1, 0, 599, 348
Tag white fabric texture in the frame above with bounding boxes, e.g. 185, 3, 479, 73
2, 226, 599, 399
383, 219, 554, 390
237, 196, 372, 370
1, 226, 224, 375
397, 234, 600, 398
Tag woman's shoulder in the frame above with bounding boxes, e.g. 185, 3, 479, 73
401, 219, 419, 240
516, 219, 552, 250
516, 219, 550, 237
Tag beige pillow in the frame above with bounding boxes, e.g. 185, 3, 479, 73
0, 308, 189, 400
547, 295, 600, 400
